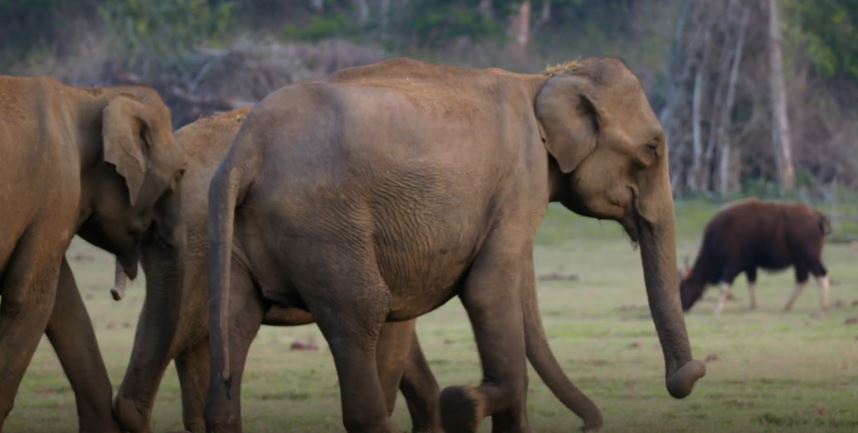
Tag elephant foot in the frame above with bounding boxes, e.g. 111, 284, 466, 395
204, 403, 242, 433
439, 386, 484, 433
113, 395, 150, 433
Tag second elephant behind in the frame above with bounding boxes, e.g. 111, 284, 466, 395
112, 109, 601, 433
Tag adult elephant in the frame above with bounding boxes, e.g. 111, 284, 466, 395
0, 77, 187, 432
113, 108, 601, 433
206, 58, 706, 433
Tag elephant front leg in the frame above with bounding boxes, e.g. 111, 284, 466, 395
440, 230, 530, 433
45, 258, 120, 433
176, 340, 211, 433
0, 231, 63, 430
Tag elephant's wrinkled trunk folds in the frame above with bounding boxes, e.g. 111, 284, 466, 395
637, 203, 705, 399
115, 194, 187, 432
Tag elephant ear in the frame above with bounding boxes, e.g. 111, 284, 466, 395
103, 95, 148, 206
535, 74, 600, 173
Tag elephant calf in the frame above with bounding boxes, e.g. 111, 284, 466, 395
680, 198, 831, 314
206, 57, 705, 433
0, 77, 186, 432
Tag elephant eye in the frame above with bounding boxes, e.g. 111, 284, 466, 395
646, 141, 659, 156
635, 141, 659, 167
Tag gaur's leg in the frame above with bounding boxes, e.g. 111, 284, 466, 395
715, 267, 742, 316
745, 267, 758, 310
784, 266, 810, 311
809, 259, 830, 311
816, 276, 831, 312
46, 258, 120, 433
205, 266, 265, 433
714, 283, 731, 316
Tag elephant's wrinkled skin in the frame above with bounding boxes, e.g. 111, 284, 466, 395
112, 109, 443, 433
207, 58, 705, 433
114, 109, 600, 433
0, 77, 186, 432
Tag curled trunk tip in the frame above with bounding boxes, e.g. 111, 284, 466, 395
666, 359, 706, 399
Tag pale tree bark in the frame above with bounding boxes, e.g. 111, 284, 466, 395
510, 1, 531, 46
690, 62, 704, 191
380, 0, 390, 31
768, 0, 795, 190
541, 0, 551, 24
688, 31, 710, 192
718, 7, 749, 195
480, 0, 492, 18
353, 0, 370, 26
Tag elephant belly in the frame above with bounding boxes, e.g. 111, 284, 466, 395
371, 206, 486, 320
377, 242, 476, 321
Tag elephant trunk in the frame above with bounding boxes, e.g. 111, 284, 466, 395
637, 205, 705, 399
523, 278, 603, 431
110, 260, 128, 301
115, 205, 187, 432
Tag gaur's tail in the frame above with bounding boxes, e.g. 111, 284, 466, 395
207, 151, 253, 391
819, 213, 832, 237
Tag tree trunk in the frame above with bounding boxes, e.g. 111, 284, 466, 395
479, 0, 492, 18
510, 1, 531, 46
718, 6, 749, 195
689, 31, 709, 192
768, 0, 795, 191
541, 0, 551, 24
353, 0, 369, 26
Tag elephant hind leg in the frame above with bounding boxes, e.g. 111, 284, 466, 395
176, 340, 211, 433
376, 320, 417, 415
205, 267, 265, 433
399, 332, 441, 433
300, 253, 396, 433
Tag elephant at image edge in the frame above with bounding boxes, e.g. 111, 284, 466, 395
0, 77, 186, 433
112, 108, 602, 433
206, 57, 706, 433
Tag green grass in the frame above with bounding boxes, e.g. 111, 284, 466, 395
6, 200, 858, 432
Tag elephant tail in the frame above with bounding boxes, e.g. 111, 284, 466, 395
523, 284, 603, 431
207, 150, 252, 388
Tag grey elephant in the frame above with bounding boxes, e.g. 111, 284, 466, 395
113, 108, 601, 433
205, 57, 706, 433
0, 77, 186, 432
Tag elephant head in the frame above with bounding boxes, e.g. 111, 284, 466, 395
535, 57, 705, 399
77, 88, 187, 280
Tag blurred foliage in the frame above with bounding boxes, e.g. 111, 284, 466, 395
0, 0, 98, 65
392, 0, 509, 47
283, 12, 358, 41
784, 0, 858, 80
99, 0, 234, 72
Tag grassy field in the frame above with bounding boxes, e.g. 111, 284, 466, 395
6, 200, 858, 433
